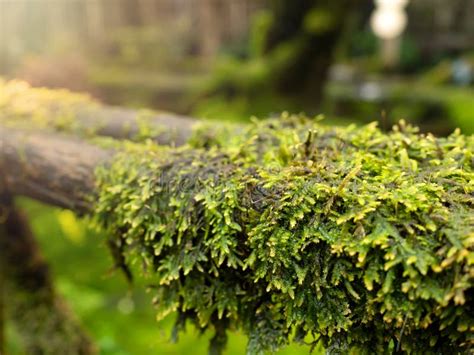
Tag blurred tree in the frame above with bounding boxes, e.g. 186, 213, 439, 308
121, 0, 142, 26
85, 0, 105, 41
198, 0, 223, 60
263, 0, 356, 101
197, 0, 358, 119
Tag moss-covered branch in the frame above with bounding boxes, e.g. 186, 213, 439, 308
0, 193, 96, 354
0, 79, 197, 146
1, 117, 473, 354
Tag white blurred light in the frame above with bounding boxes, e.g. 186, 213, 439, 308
371, 10, 407, 39
371, 0, 408, 39
375, 0, 409, 8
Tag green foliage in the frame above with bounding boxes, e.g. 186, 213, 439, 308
303, 8, 336, 34
248, 11, 273, 59
94, 116, 474, 354
326, 81, 474, 135
194, 2, 349, 122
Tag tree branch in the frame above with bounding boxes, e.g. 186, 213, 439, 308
1, 127, 111, 213
1, 80, 197, 146
1, 119, 473, 353
73, 105, 196, 146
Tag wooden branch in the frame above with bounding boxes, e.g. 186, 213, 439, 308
1, 127, 111, 213
1, 80, 197, 146
0, 193, 96, 354
73, 105, 196, 146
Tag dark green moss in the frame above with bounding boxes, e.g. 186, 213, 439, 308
94, 116, 473, 354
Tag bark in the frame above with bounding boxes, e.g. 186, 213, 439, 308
2, 79, 197, 145
2, 103, 196, 147
1, 127, 111, 213
73, 106, 196, 146
0, 192, 96, 354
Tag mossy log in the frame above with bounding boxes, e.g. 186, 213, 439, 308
1, 117, 473, 354
0, 192, 96, 354
0, 80, 196, 146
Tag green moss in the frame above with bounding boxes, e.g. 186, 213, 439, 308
0, 79, 188, 141
94, 116, 474, 354
0, 79, 98, 132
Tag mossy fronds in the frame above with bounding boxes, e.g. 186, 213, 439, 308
95, 116, 473, 354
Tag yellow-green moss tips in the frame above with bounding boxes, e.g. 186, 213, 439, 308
94, 116, 473, 354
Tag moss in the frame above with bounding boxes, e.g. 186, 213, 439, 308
0, 79, 98, 133
94, 115, 474, 354
0, 79, 188, 141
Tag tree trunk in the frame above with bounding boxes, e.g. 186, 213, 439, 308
0, 192, 96, 354
263, 0, 355, 104
0, 266, 4, 354
85, 0, 105, 42
120, 0, 142, 27
198, 0, 222, 61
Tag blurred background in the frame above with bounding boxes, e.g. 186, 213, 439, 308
1, 0, 473, 354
